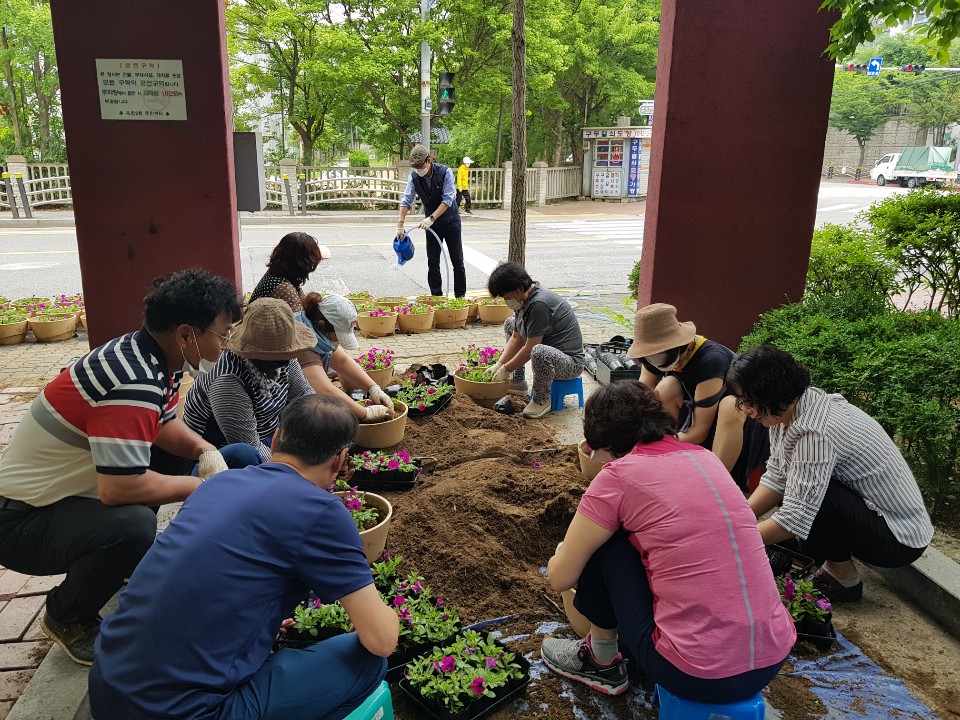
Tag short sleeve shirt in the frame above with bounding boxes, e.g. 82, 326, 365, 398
515, 284, 585, 362
249, 273, 303, 311
88, 463, 374, 720
577, 436, 795, 679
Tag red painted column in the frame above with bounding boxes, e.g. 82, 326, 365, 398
639, 2, 837, 350
50, 1, 241, 346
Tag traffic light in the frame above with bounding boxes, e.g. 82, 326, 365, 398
437, 72, 456, 117
844, 63, 867, 73
900, 64, 926, 73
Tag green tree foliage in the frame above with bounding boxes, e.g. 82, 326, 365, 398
828, 70, 892, 167
823, 0, 960, 61
806, 223, 899, 301
0, 0, 63, 161
893, 72, 960, 145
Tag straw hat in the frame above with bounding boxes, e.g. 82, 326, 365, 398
228, 298, 317, 360
626, 303, 696, 359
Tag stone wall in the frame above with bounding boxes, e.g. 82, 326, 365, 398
823, 117, 928, 169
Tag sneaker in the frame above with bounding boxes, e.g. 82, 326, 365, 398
508, 380, 529, 396
811, 568, 863, 603
540, 635, 629, 695
41, 611, 99, 665
523, 399, 552, 419
464, 210, 473, 215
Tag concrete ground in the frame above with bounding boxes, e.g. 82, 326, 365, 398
0, 292, 958, 719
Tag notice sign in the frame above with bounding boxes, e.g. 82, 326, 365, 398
96, 59, 187, 121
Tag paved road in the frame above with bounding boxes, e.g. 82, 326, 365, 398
0, 181, 905, 300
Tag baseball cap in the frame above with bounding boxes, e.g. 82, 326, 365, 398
318, 245, 332, 259
409, 144, 430, 168
317, 294, 360, 350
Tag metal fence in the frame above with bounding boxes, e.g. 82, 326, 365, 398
545, 166, 581, 200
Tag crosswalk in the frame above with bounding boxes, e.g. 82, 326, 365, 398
533, 218, 646, 250
818, 203, 870, 214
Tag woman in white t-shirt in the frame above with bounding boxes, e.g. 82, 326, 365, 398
540, 381, 794, 701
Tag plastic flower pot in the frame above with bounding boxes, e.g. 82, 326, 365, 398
416, 295, 446, 306
373, 296, 410, 310
335, 490, 393, 564
433, 306, 470, 330
0, 319, 29, 345
397, 308, 435, 334
477, 303, 513, 325
364, 366, 393, 388
795, 614, 835, 651
454, 371, 509, 408
357, 311, 397, 338
11, 297, 48, 309
578, 440, 607, 481
28, 315, 77, 343
355, 400, 408, 449
467, 296, 491, 320
78, 314, 86, 331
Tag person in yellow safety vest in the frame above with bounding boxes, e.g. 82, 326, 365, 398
456, 157, 473, 215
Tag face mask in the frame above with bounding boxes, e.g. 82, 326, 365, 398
415, 165, 430, 177
181, 331, 217, 377
647, 348, 680, 372
313, 328, 337, 355
505, 298, 522, 311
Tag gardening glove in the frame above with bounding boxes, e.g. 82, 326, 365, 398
419, 215, 435, 231
490, 363, 510, 383
396, 222, 405, 239
363, 404, 391, 422
197, 449, 229, 481
367, 384, 394, 413
486, 360, 505, 379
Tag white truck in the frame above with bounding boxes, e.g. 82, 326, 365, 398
870, 146, 957, 188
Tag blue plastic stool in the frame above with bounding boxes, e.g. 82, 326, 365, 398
344, 680, 394, 720
655, 685, 765, 720
550, 376, 585, 411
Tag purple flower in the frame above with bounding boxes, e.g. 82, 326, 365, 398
532, 461, 542, 469
782, 579, 796, 602
485, 655, 497, 668
411, 581, 423, 593
392, 595, 406, 607
417, 403, 426, 411
397, 607, 411, 620
382, 551, 392, 560
387, 459, 400, 470
441, 613, 450, 621
397, 450, 411, 463
439, 656, 456, 673
802, 593, 814, 602
464, 646, 475, 655
346, 497, 363, 512
816, 598, 833, 612
435, 598, 445, 607
471, 677, 485, 695
427, 387, 436, 395
313, 598, 323, 608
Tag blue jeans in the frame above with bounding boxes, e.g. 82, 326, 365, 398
223, 634, 386, 720
190, 443, 267, 476
573, 531, 786, 704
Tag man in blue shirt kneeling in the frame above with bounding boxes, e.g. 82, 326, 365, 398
89, 395, 399, 720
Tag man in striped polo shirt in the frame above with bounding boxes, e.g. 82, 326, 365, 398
0, 268, 242, 665
726, 346, 934, 603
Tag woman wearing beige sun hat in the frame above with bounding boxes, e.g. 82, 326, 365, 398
627, 303, 769, 491
182, 298, 318, 469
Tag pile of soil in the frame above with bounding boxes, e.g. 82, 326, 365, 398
362, 371, 841, 720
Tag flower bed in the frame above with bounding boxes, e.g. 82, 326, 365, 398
777, 572, 835, 650
397, 374, 454, 417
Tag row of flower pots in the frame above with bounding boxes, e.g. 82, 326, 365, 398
0, 314, 84, 345
349, 294, 512, 338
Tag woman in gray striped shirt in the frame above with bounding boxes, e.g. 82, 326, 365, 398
725, 346, 933, 604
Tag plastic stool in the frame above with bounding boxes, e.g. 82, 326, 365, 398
655, 685, 765, 720
550, 376, 585, 411
344, 680, 394, 720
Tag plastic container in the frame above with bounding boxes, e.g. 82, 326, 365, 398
585, 342, 641, 385
355, 400, 408, 448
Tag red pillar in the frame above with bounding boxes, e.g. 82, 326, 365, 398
639, 2, 837, 350
50, 1, 241, 346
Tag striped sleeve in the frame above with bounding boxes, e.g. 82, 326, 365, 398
87, 387, 162, 475
207, 375, 271, 461
286, 360, 315, 401
771, 429, 836, 540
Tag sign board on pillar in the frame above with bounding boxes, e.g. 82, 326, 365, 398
95, 59, 187, 120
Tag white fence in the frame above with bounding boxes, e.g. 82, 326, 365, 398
1, 159, 583, 216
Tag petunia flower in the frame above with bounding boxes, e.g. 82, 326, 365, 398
313, 598, 323, 608
464, 646, 475, 655
441, 613, 450, 621
411, 581, 423, 593
346, 497, 363, 512
439, 656, 456, 673
397, 607, 411, 620
435, 598, 445, 607
392, 595, 406, 607
418, 403, 426, 411
471, 677, 485, 695
485, 655, 497, 668
387, 459, 400, 470
816, 598, 833, 612
532, 461, 542, 469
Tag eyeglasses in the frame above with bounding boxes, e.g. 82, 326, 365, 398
201, 326, 232, 346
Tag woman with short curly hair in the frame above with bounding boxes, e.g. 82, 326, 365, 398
540, 381, 794, 703
249, 232, 330, 310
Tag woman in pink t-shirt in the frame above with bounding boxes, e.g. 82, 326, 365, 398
541, 381, 795, 701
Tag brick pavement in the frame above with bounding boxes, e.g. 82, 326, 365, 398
0, 294, 630, 716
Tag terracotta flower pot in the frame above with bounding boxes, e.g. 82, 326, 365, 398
364, 366, 394, 388
467, 296, 492, 320
415, 295, 445, 307
355, 400, 408, 449
28, 315, 77, 342
0, 320, 29, 345
397, 309, 435, 334
477, 302, 513, 325
335, 491, 393, 564
373, 296, 409, 311
356, 311, 397, 338
432, 307, 469, 330
578, 441, 607, 481
11, 297, 48, 309
78, 314, 86, 331
454, 371, 509, 408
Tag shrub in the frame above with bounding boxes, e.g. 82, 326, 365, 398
806, 223, 899, 302
628, 259, 641, 300
349, 150, 371, 168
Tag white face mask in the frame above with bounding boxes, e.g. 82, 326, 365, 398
181, 331, 217, 377
647, 351, 679, 372
415, 165, 430, 177
505, 298, 522, 311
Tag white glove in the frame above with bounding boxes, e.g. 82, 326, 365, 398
488, 362, 510, 382
198, 450, 229, 481
367, 384, 394, 412
396, 222, 405, 238
419, 215, 435, 230
486, 361, 504, 379
364, 404, 391, 422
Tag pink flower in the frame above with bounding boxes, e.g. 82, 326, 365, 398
397, 450, 411, 463
411, 581, 423, 593
418, 403, 426, 411
485, 655, 497, 668
435, 598, 445, 607
346, 497, 363, 512
782, 579, 796, 602
532, 461, 542, 469
439, 656, 456, 673
387, 459, 400, 470
397, 607, 411, 620
313, 598, 323, 608
427, 387, 436, 395
816, 598, 833, 612
471, 677, 485, 695
392, 595, 406, 607
441, 613, 450, 621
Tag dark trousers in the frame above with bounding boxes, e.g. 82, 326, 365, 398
426, 222, 466, 297
456, 189, 472, 213
0, 497, 156, 625
573, 532, 786, 704
800, 481, 926, 567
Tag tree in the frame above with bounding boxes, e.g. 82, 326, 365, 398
823, 1, 960, 61
508, 0, 527, 264
828, 71, 892, 167
894, 72, 960, 146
